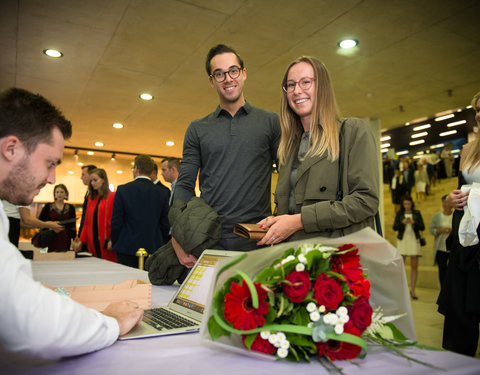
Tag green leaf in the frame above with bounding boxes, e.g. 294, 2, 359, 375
243, 333, 256, 349
385, 322, 408, 341
255, 266, 275, 283
207, 315, 229, 340
292, 306, 310, 326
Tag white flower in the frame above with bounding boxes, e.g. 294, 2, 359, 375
336, 306, 348, 317
277, 332, 286, 342
268, 334, 278, 345
306, 302, 317, 313
298, 253, 307, 264
295, 263, 305, 272
277, 348, 288, 358
329, 314, 339, 325
339, 315, 349, 324
307, 322, 314, 328
287, 255, 296, 262
334, 324, 344, 335
310, 311, 321, 322
280, 340, 290, 349
318, 305, 326, 313
260, 331, 270, 340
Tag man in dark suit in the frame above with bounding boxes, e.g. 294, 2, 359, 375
111, 155, 170, 268
150, 162, 171, 198
76, 164, 96, 252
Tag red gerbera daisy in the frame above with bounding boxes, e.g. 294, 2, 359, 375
242, 334, 277, 355
331, 247, 363, 286
224, 279, 269, 330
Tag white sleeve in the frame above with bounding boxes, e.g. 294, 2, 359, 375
0, 208, 119, 359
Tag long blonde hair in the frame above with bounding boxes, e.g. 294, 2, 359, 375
278, 56, 341, 166
462, 91, 480, 172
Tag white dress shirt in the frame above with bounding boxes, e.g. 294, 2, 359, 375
0, 200, 119, 360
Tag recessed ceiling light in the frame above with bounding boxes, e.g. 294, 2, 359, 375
87, 151, 94, 155
77, 162, 84, 166
116, 170, 123, 174
113, 123, 123, 129
67, 171, 74, 175
139, 93, 153, 101
43, 49, 63, 58
338, 39, 358, 49
95, 141, 104, 147
166, 141, 175, 146
380, 136, 391, 142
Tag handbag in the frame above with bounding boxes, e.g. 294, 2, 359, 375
32, 228, 56, 248
233, 223, 267, 241
419, 236, 426, 247
337, 120, 383, 236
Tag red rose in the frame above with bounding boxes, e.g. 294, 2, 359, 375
331, 248, 363, 285
346, 296, 372, 333
313, 273, 344, 311
316, 325, 362, 360
351, 277, 371, 298
243, 334, 276, 355
283, 271, 311, 303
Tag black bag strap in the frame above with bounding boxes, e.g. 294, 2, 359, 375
336, 119, 383, 236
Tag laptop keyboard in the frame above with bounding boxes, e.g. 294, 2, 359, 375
143, 307, 197, 330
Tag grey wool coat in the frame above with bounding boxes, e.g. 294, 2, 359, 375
275, 118, 379, 240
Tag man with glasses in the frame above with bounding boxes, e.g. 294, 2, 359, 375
172, 44, 280, 265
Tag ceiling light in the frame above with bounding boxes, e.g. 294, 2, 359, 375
95, 141, 104, 147
430, 143, 444, 149
413, 124, 431, 131
381, 148, 388, 153
113, 123, 123, 129
380, 136, 391, 142
381, 143, 390, 148
111, 153, 116, 160
166, 141, 175, 146
396, 150, 409, 156
116, 170, 123, 174
411, 132, 428, 138
77, 162, 84, 166
67, 171, 74, 174
404, 122, 410, 126
416, 151, 424, 155
466, 105, 473, 109
440, 130, 457, 137
435, 114, 455, 122
447, 120, 467, 127
338, 39, 358, 49
43, 49, 63, 58
87, 151, 94, 155
139, 93, 153, 101
409, 140, 425, 146
452, 149, 461, 154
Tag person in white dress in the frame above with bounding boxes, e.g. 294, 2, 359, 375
393, 196, 425, 300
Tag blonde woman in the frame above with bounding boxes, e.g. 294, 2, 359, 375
437, 91, 480, 356
258, 57, 379, 245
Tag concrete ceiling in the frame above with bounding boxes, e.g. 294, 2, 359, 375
1, 0, 479, 159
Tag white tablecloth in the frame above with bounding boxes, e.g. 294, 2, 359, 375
2, 257, 480, 375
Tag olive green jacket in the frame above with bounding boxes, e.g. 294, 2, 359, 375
275, 118, 379, 240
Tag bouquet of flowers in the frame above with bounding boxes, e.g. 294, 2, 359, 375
205, 233, 437, 371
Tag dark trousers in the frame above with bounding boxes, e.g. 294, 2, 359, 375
435, 250, 449, 287
116, 253, 140, 269
215, 234, 258, 251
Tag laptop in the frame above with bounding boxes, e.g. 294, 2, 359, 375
120, 249, 242, 340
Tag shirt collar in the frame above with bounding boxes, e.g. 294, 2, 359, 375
214, 100, 252, 118
135, 176, 151, 181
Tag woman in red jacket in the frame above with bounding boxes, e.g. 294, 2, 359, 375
74, 168, 116, 262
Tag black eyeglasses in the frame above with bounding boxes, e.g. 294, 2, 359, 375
210, 66, 242, 83
282, 77, 315, 93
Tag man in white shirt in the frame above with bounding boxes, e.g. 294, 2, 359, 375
0, 88, 143, 360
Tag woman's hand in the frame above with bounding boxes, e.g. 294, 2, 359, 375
73, 238, 83, 252
446, 189, 469, 210
256, 214, 303, 246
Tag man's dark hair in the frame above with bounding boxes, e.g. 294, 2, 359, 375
82, 164, 97, 173
161, 157, 181, 172
205, 44, 244, 75
134, 154, 155, 175
0, 88, 72, 153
